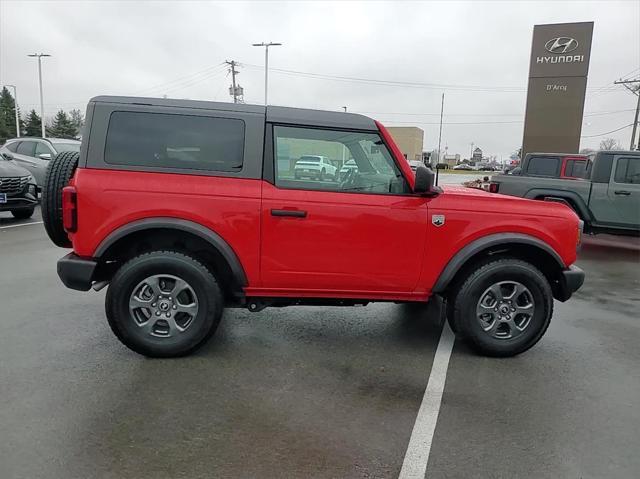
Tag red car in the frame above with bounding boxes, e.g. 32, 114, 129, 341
42, 96, 584, 358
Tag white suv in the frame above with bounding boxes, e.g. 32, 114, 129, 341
294, 155, 338, 181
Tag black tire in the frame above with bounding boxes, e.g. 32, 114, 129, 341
105, 251, 223, 358
11, 208, 35, 219
448, 258, 553, 357
319, 169, 325, 181
41, 151, 79, 247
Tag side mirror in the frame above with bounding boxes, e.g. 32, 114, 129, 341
1, 152, 13, 161
38, 153, 52, 160
413, 165, 437, 195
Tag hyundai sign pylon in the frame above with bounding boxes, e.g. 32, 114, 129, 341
522, 22, 594, 156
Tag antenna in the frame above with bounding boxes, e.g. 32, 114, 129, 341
435, 92, 445, 186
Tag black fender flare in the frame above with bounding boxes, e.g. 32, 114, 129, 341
94, 217, 248, 287
524, 188, 593, 222
431, 233, 565, 294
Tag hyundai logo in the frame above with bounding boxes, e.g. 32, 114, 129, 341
545, 37, 579, 54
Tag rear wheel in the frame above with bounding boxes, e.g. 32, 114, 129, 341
448, 258, 553, 357
41, 151, 79, 247
106, 250, 223, 357
11, 208, 34, 219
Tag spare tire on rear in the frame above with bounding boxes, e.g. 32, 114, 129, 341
42, 151, 79, 247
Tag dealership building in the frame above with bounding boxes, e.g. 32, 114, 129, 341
387, 127, 424, 161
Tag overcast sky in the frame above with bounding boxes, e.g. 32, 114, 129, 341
1, 0, 639, 159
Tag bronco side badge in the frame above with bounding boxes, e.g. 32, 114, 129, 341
432, 214, 445, 227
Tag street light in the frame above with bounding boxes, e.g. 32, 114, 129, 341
28, 53, 51, 138
252, 42, 282, 105
3, 85, 20, 137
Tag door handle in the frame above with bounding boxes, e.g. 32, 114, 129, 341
271, 209, 307, 218
614, 190, 631, 196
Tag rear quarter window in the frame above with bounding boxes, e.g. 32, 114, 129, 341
526, 156, 560, 177
104, 111, 245, 172
5, 141, 19, 153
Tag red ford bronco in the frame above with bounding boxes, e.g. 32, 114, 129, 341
42, 96, 584, 358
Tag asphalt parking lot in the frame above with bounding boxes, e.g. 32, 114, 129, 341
1, 206, 639, 479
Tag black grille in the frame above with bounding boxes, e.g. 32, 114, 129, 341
0, 176, 29, 194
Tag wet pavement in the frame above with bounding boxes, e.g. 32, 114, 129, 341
1, 207, 639, 478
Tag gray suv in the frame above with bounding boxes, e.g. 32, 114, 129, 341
0, 151, 38, 219
0, 138, 80, 187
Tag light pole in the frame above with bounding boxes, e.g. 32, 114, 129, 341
252, 42, 282, 105
4, 84, 20, 137
28, 53, 51, 138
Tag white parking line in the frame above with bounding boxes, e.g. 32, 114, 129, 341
0, 221, 43, 230
399, 322, 455, 479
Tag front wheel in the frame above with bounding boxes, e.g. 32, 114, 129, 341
448, 258, 553, 357
106, 251, 223, 357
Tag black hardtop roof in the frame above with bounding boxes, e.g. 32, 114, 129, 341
524, 152, 588, 158
596, 150, 640, 156
89, 95, 377, 131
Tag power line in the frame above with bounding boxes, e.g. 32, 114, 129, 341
132, 63, 226, 95
244, 63, 624, 94
580, 123, 634, 138
352, 108, 634, 118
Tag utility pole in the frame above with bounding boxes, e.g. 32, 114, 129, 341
435, 92, 445, 186
342, 106, 347, 112
252, 42, 282, 105
4, 84, 20, 137
225, 60, 243, 103
614, 78, 640, 150
28, 53, 51, 138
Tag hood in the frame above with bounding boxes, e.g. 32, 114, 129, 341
439, 185, 577, 219
0, 158, 31, 178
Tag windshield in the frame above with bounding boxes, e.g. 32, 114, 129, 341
54, 143, 80, 153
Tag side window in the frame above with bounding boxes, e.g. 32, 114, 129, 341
570, 160, 588, 178
5, 141, 19, 153
614, 157, 640, 184
104, 111, 245, 172
35, 142, 53, 157
527, 156, 560, 177
564, 160, 575, 177
273, 125, 409, 195
16, 141, 36, 157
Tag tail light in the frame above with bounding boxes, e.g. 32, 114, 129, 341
62, 186, 77, 233
577, 220, 584, 249
489, 183, 499, 193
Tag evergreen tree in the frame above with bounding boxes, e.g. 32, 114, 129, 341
47, 110, 76, 138
0, 86, 19, 142
24, 110, 42, 137
69, 108, 84, 137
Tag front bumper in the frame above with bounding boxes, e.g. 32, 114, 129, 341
57, 253, 98, 291
556, 265, 585, 302
0, 190, 38, 212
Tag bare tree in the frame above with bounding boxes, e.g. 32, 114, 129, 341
599, 138, 622, 150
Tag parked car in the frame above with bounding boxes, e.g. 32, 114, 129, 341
490, 150, 639, 235
293, 155, 338, 181
0, 152, 38, 218
453, 164, 473, 171
338, 159, 358, 180
0, 137, 81, 187
408, 160, 424, 171
42, 95, 584, 359
506, 153, 590, 180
